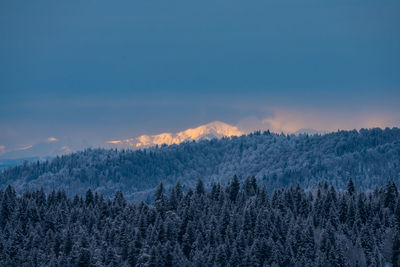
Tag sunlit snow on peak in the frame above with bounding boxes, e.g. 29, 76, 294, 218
106, 121, 245, 149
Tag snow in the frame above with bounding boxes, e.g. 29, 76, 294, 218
106, 121, 245, 149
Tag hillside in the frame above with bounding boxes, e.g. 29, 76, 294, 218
0, 127, 399, 200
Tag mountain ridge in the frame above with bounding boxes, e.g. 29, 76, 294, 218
106, 121, 245, 149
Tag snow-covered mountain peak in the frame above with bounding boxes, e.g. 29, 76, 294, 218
106, 121, 245, 149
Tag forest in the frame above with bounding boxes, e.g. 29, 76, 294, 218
0, 177, 399, 266
0, 127, 399, 201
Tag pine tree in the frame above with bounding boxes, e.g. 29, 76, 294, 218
155, 182, 164, 202
347, 178, 355, 196
85, 188, 94, 206
230, 175, 240, 202
393, 231, 400, 267
384, 181, 397, 211
195, 179, 205, 196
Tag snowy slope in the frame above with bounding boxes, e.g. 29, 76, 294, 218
106, 121, 245, 149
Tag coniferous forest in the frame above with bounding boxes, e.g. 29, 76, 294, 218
1, 128, 400, 266
1, 177, 400, 266
1, 128, 399, 201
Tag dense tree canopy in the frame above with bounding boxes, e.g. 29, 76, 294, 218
0, 178, 399, 266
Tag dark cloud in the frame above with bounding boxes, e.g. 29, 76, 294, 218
1, 0, 399, 147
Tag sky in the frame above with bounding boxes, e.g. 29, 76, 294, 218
1, 0, 400, 151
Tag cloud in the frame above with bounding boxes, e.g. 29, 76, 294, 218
237, 108, 400, 134
18, 145, 33, 151
106, 140, 122, 144
0, 145, 5, 153
48, 137, 58, 142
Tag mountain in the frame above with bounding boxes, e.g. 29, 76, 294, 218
0, 121, 244, 169
1, 127, 399, 201
0, 141, 71, 160
106, 121, 245, 149
0, 137, 73, 161
0, 138, 90, 169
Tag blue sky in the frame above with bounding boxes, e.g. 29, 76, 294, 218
1, 0, 399, 149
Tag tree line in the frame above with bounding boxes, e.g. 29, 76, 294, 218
1, 176, 400, 266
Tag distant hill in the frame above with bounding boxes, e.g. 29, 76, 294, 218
0, 137, 87, 162
0, 157, 43, 170
0, 127, 399, 201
